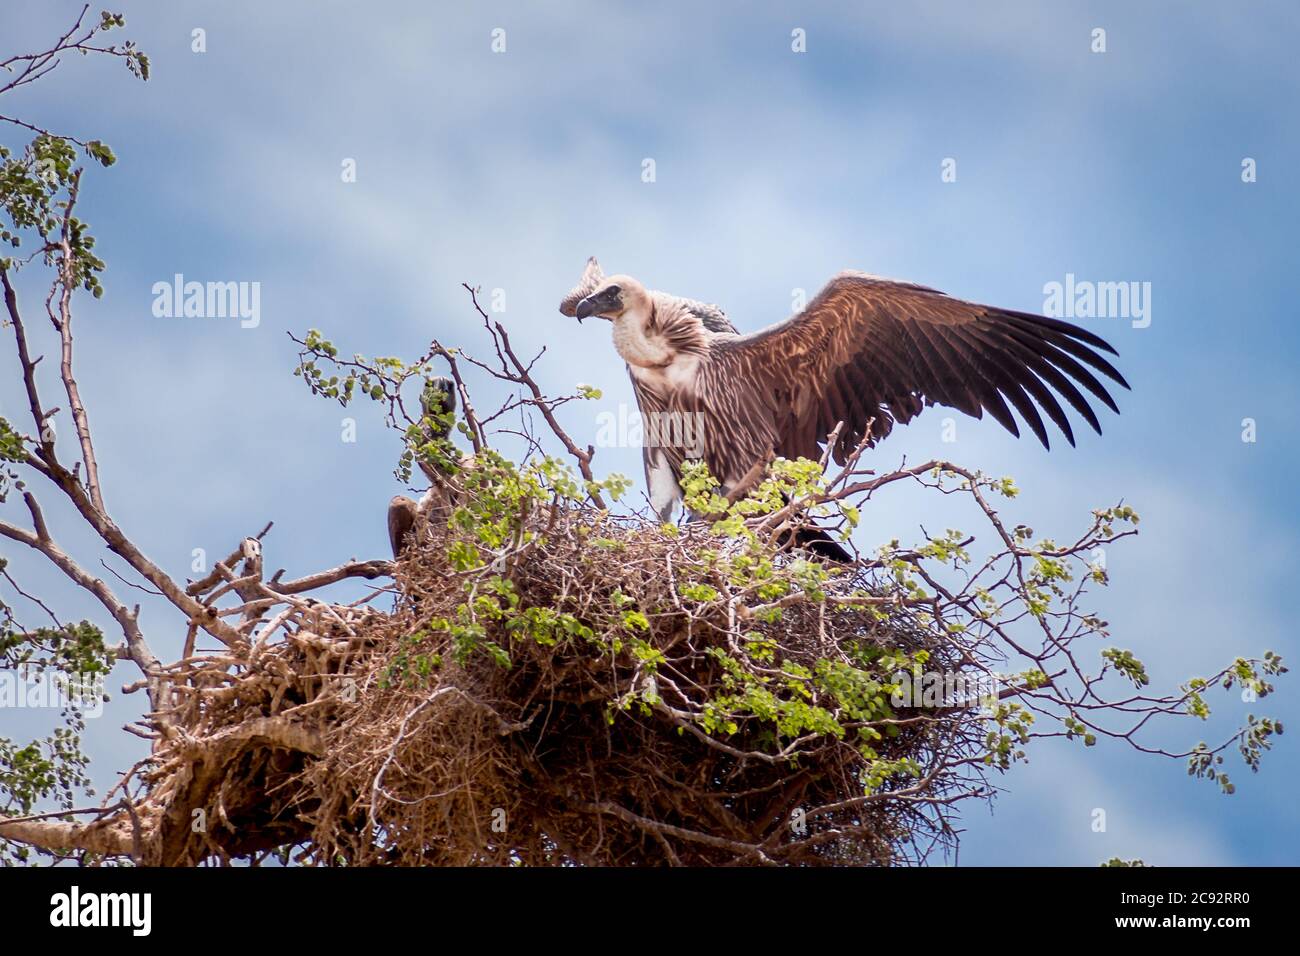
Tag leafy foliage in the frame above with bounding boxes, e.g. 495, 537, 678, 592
0, 8, 145, 865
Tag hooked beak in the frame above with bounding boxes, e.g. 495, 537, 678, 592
573, 285, 621, 323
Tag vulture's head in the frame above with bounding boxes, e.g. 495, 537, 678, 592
573, 275, 650, 324
418, 376, 457, 444
419, 376, 457, 419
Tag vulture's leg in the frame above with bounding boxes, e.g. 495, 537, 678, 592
646, 449, 681, 523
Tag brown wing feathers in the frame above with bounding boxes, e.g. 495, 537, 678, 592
720, 274, 1127, 462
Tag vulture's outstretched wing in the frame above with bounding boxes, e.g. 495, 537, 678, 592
710, 272, 1129, 463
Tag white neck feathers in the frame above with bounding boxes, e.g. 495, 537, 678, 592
611, 306, 672, 368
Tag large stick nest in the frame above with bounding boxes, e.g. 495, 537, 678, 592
141, 505, 982, 867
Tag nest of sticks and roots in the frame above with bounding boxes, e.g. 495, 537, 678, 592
138, 502, 986, 868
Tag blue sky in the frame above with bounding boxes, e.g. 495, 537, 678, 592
1, 0, 1297, 864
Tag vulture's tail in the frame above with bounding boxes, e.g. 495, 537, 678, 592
781, 525, 853, 563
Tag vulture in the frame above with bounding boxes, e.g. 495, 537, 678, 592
387, 377, 459, 558
559, 257, 1128, 555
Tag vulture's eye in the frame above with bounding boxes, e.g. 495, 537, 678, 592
606, 285, 621, 297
